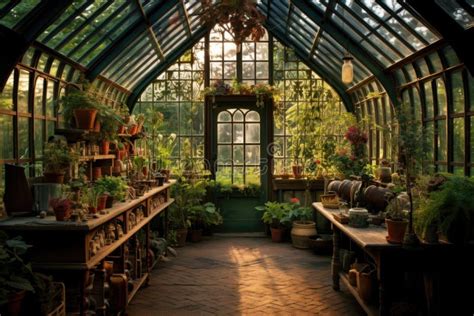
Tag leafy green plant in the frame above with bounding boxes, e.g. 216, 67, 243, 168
169, 178, 208, 229
61, 83, 101, 126
256, 201, 291, 228
95, 176, 128, 201
384, 191, 408, 221
415, 175, 474, 244
43, 139, 78, 174
0, 231, 35, 305
187, 202, 222, 229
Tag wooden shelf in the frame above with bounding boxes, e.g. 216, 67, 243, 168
79, 154, 116, 162
272, 178, 325, 190
339, 272, 378, 316
128, 273, 149, 304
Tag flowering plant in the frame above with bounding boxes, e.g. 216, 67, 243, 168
345, 126, 368, 146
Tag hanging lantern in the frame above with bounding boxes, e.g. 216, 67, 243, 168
341, 52, 354, 84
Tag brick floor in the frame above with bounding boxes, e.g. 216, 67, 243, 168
127, 236, 364, 316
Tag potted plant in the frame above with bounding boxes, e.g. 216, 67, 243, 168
95, 176, 129, 208
256, 201, 291, 242
415, 175, 474, 244
288, 198, 317, 248
0, 232, 35, 316
49, 197, 73, 221
96, 106, 122, 155
169, 178, 207, 246
384, 191, 408, 244
135, 113, 145, 134
61, 83, 101, 130
83, 185, 104, 214
43, 140, 78, 184
156, 133, 177, 181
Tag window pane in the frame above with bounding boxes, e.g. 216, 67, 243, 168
218, 111, 231, 122
451, 72, 465, 113
46, 80, 55, 117
436, 78, 446, 116
34, 77, 45, 115
233, 124, 243, 143
453, 118, 464, 162
218, 124, 231, 143
471, 118, 474, 165
217, 145, 231, 164
19, 117, 30, 159
425, 121, 434, 161
233, 145, 243, 164
246, 145, 260, 164
424, 81, 434, 119
0, 72, 14, 110
245, 123, 260, 143
436, 120, 446, 161
0, 115, 14, 159
18, 70, 30, 113
34, 119, 44, 159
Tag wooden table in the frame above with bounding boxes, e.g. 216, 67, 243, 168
313, 202, 474, 316
0, 181, 175, 315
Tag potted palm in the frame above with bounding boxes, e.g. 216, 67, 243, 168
256, 201, 291, 242
43, 140, 78, 184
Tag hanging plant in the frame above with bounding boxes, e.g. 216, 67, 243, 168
200, 0, 266, 48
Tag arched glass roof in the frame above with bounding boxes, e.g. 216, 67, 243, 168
0, 0, 471, 106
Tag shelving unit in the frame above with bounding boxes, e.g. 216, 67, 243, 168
0, 181, 175, 315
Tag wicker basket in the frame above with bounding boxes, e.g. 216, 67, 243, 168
47, 282, 66, 316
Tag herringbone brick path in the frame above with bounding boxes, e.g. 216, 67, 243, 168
128, 236, 364, 315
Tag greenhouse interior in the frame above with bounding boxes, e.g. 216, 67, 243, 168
0, 0, 473, 315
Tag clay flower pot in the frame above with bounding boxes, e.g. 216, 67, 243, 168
117, 125, 126, 134
94, 120, 101, 132
43, 172, 65, 184
292, 165, 303, 179
93, 167, 102, 181
270, 227, 285, 242
73, 108, 98, 130
385, 218, 408, 244
88, 206, 97, 214
54, 205, 72, 221
128, 124, 138, 135
5, 290, 27, 316
105, 195, 114, 208
100, 140, 110, 155
191, 229, 203, 243
97, 195, 108, 211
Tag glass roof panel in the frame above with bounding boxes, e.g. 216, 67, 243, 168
0, 0, 41, 29
434, 0, 474, 29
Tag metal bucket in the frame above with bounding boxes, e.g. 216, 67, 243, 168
33, 183, 62, 213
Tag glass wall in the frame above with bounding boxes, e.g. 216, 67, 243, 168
134, 26, 348, 179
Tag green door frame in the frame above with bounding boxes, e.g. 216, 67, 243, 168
205, 95, 274, 231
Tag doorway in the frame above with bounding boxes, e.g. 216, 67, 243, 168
205, 95, 273, 232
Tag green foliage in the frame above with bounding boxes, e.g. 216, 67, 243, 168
43, 139, 78, 173
169, 178, 208, 229
384, 191, 408, 221
256, 201, 291, 228
415, 175, 474, 244
96, 104, 123, 141
95, 176, 128, 201
0, 231, 35, 305
61, 84, 102, 126
187, 202, 222, 229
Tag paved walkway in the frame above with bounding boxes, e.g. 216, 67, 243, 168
128, 236, 364, 315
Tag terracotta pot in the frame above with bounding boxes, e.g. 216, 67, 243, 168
117, 125, 126, 134
175, 228, 188, 247
93, 167, 102, 181
142, 167, 148, 177
105, 195, 114, 208
43, 172, 65, 184
100, 140, 110, 155
327, 180, 342, 194
88, 206, 97, 214
385, 218, 408, 244
338, 179, 353, 202
160, 169, 171, 182
94, 120, 101, 132
191, 229, 203, 242
73, 108, 98, 130
128, 124, 138, 135
270, 227, 285, 242
156, 175, 165, 186
54, 206, 72, 221
292, 165, 303, 179
97, 195, 108, 211
364, 185, 391, 212
4, 290, 27, 316
137, 122, 144, 134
